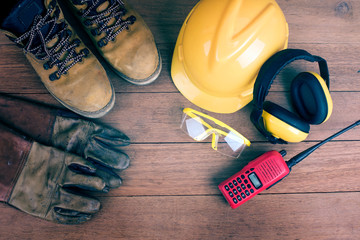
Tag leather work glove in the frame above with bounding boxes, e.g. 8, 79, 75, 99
0, 94, 130, 189
0, 123, 105, 224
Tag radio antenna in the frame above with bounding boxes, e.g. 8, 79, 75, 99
286, 120, 360, 169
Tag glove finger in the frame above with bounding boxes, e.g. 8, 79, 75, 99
54, 207, 93, 217
66, 154, 98, 175
67, 154, 122, 189
95, 164, 122, 189
63, 169, 107, 192
52, 211, 92, 225
93, 125, 131, 147
85, 138, 130, 170
55, 188, 101, 215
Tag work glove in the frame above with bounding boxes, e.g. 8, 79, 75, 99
0, 94, 130, 189
0, 123, 106, 224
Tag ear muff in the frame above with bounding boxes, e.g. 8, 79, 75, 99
291, 72, 333, 125
262, 102, 310, 142
251, 49, 331, 144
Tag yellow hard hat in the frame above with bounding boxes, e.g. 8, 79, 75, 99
171, 0, 289, 113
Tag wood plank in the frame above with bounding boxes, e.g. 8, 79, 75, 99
1, 0, 359, 45
105, 141, 360, 196
0, 193, 359, 239
102, 91, 360, 142
144, 0, 360, 44
280, 0, 360, 44
0, 42, 359, 93
2, 91, 360, 143
129, 0, 360, 44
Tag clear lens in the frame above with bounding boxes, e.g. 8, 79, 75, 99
181, 111, 248, 158
181, 112, 211, 140
216, 131, 247, 158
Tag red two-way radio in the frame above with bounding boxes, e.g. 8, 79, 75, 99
218, 120, 360, 209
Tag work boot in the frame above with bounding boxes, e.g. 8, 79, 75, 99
0, 0, 115, 118
65, 0, 162, 85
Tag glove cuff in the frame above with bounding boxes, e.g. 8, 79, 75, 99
0, 94, 58, 145
0, 123, 32, 202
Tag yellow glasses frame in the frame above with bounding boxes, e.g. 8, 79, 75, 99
182, 108, 251, 150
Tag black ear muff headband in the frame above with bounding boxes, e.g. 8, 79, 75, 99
250, 49, 330, 144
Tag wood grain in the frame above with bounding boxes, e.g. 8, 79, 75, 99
0, 0, 359, 239
105, 141, 360, 196
0, 193, 359, 240
2, 91, 360, 143
1, 41, 360, 93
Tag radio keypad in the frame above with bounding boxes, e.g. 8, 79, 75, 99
223, 168, 259, 204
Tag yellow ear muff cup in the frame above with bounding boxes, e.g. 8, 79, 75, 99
291, 72, 333, 125
262, 101, 310, 142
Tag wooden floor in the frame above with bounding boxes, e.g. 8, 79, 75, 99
1, 0, 360, 239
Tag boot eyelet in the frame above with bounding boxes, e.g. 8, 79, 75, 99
128, 15, 136, 24
80, 48, 90, 58
98, 38, 108, 48
84, 20, 92, 26
91, 29, 100, 36
73, 39, 81, 46
43, 62, 51, 70
49, 71, 61, 81
66, 29, 72, 37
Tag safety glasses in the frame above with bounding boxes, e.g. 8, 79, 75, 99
180, 108, 251, 158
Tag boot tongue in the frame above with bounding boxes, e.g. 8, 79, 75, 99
1, 0, 64, 55
1, 0, 46, 36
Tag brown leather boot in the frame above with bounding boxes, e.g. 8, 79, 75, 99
65, 0, 162, 85
0, 0, 115, 118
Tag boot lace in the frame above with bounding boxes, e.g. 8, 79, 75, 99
74, 0, 136, 47
14, 4, 89, 81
